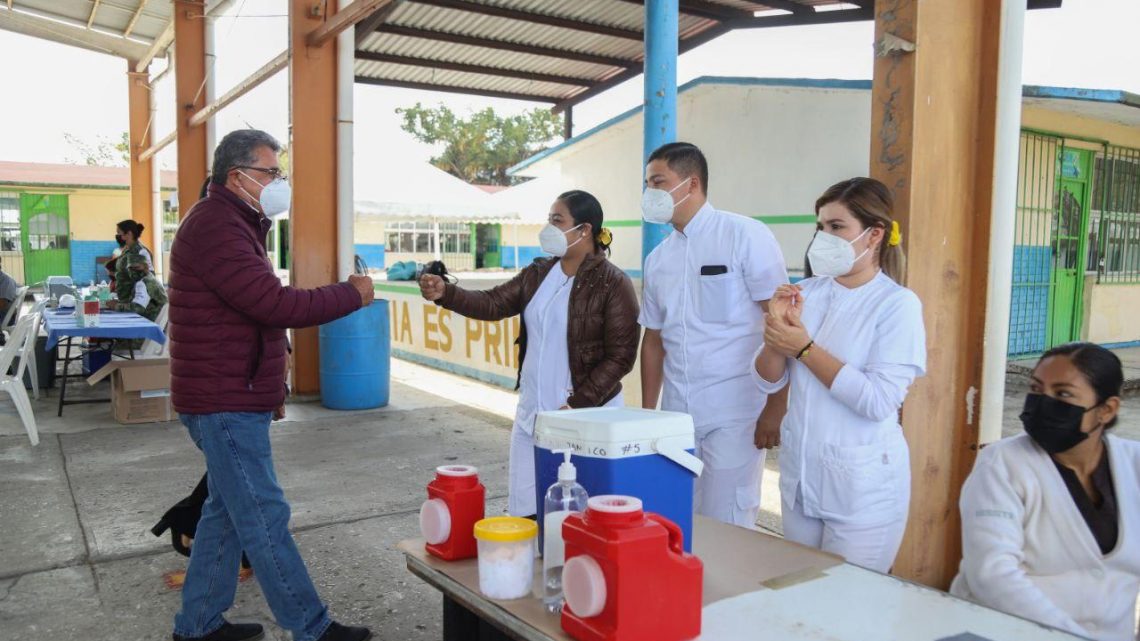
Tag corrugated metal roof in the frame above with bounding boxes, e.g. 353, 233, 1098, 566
0, 161, 178, 190
353, 0, 874, 108
3, 0, 170, 43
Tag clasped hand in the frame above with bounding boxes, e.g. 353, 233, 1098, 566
764, 284, 812, 359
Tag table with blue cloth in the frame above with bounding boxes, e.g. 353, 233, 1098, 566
42, 309, 167, 416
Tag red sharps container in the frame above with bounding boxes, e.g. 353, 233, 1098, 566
419, 465, 485, 561
561, 495, 702, 641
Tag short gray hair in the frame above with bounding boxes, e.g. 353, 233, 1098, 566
211, 129, 281, 185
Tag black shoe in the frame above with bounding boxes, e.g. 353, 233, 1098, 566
316, 622, 372, 641
173, 622, 264, 641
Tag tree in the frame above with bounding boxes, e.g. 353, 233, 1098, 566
64, 132, 131, 166
397, 104, 563, 186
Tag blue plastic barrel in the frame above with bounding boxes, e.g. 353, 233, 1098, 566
319, 302, 390, 410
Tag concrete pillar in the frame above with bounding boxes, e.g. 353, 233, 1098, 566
641, 0, 678, 266
869, 0, 1023, 588
289, 0, 340, 396
173, 0, 208, 219
127, 65, 154, 248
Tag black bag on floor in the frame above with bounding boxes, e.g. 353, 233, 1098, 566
152, 473, 251, 568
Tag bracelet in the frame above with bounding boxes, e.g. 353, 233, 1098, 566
795, 340, 815, 361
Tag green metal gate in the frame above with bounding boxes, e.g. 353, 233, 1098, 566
19, 193, 71, 286
1009, 132, 1092, 356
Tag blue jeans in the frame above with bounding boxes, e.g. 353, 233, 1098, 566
174, 412, 331, 641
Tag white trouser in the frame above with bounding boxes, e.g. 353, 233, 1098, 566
781, 488, 908, 573
507, 424, 537, 517
694, 422, 765, 529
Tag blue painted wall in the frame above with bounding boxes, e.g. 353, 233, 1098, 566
70, 240, 119, 286
355, 243, 385, 270
1009, 245, 1052, 356
501, 245, 545, 269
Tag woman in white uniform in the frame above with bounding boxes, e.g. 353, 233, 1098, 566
752, 177, 926, 572
419, 191, 640, 517
951, 343, 1139, 641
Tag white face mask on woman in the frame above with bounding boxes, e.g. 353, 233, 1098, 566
640, 180, 691, 224
806, 227, 871, 277
539, 223, 585, 257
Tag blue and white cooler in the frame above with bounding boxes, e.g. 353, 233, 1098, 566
534, 407, 704, 552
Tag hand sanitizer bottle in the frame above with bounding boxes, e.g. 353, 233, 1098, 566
542, 449, 588, 613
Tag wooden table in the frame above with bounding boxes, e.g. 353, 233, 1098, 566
400, 516, 1087, 641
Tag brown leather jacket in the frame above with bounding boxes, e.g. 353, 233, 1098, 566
437, 253, 639, 408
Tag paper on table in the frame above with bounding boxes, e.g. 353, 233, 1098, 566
397, 517, 843, 640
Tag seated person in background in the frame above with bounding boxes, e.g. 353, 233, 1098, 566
950, 343, 1139, 641
107, 255, 167, 324
0, 255, 19, 323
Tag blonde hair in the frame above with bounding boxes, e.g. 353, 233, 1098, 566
814, 177, 906, 283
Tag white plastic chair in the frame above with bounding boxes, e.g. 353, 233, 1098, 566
0, 314, 38, 446
1, 285, 30, 340
139, 304, 170, 359
17, 311, 42, 400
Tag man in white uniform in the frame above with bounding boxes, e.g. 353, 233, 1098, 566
639, 142, 789, 528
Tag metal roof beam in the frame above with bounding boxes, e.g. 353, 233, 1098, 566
308, 0, 395, 48
86, 0, 103, 29
373, 24, 638, 68
754, 0, 814, 14
612, 0, 752, 22
138, 130, 176, 162
553, 4, 876, 112
355, 75, 559, 103
355, 50, 593, 87
355, 0, 402, 45
123, 0, 149, 38
406, 0, 643, 41
0, 4, 149, 59
134, 19, 173, 72
188, 49, 288, 127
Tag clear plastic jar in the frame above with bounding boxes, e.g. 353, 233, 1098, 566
473, 517, 537, 600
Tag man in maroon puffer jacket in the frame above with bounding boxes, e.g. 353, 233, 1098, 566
168, 129, 374, 641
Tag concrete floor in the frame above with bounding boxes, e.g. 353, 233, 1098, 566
1, 358, 1137, 641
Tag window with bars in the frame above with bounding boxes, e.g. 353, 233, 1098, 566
0, 192, 19, 253
162, 198, 179, 253
1092, 145, 1140, 283
384, 221, 471, 254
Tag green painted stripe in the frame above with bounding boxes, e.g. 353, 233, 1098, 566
605, 215, 815, 228
755, 215, 817, 224
374, 283, 421, 296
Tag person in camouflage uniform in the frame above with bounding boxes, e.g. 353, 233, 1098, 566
111, 221, 167, 346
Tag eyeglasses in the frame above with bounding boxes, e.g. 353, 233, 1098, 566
237, 166, 288, 181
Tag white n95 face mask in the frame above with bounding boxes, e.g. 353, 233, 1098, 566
640, 180, 691, 224
239, 171, 291, 216
539, 223, 584, 257
806, 227, 871, 277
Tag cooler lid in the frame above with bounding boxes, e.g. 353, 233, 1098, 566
534, 407, 694, 442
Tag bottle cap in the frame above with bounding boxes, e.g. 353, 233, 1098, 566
555, 448, 576, 483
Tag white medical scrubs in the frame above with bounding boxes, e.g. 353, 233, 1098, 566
640, 202, 788, 528
508, 265, 622, 516
753, 271, 926, 571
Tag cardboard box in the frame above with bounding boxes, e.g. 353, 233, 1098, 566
87, 358, 173, 424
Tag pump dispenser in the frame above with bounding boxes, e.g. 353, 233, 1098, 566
542, 449, 589, 612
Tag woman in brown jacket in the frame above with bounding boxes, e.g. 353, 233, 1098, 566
420, 190, 640, 517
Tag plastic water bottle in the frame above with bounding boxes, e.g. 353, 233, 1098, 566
542, 449, 588, 613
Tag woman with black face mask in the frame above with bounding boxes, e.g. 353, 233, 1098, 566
950, 343, 1138, 641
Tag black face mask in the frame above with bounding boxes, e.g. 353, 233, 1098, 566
1020, 393, 1097, 454
115, 233, 126, 247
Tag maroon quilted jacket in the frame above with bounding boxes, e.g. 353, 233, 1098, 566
169, 183, 361, 414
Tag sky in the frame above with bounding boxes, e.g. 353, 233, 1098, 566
0, 0, 1137, 173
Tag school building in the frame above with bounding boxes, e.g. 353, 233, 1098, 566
0, 161, 177, 287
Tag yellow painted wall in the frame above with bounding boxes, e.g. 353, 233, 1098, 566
4, 184, 175, 243
1022, 105, 1140, 149
1086, 283, 1140, 345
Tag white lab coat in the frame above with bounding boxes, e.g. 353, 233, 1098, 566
951, 434, 1140, 641
639, 202, 788, 432
753, 272, 926, 526
508, 266, 621, 516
